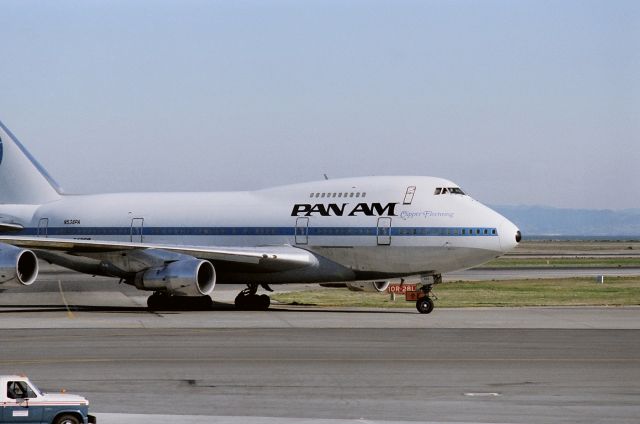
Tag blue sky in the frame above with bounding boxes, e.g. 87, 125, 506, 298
1, 0, 638, 209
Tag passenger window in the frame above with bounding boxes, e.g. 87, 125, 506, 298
349, 193, 354, 198
315, 192, 320, 197
332, 193, 337, 198
356, 193, 360, 198
309, 193, 314, 198
321, 193, 325, 198
338, 193, 342, 198
362, 192, 366, 198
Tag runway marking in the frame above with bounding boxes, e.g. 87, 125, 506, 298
464, 392, 502, 397
58, 280, 75, 319
1, 357, 640, 365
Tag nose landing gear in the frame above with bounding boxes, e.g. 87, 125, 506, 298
415, 274, 440, 314
234, 284, 271, 310
416, 293, 435, 314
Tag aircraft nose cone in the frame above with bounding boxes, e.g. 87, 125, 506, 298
499, 220, 521, 253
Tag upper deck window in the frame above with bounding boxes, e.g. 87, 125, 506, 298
434, 187, 466, 195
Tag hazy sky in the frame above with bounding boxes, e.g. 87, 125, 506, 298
1, 0, 638, 210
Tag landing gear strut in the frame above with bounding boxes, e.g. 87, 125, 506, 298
416, 274, 441, 314
235, 284, 271, 310
147, 292, 213, 311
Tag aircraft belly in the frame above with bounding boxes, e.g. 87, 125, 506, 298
311, 245, 500, 275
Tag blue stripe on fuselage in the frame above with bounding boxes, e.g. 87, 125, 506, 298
7, 226, 498, 237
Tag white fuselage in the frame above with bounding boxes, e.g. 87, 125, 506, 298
2, 176, 519, 283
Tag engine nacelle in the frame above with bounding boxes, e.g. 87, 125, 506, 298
346, 281, 390, 293
0, 243, 39, 287
135, 259, 216, 296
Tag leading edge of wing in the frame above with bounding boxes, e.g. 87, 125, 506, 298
0, 236, 317, 270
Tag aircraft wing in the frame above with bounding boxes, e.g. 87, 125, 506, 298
0, 236, 316, 272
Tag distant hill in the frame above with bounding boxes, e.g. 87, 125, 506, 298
491, 205, 640, 237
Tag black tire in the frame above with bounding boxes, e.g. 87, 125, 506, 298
234, 294, 247, 309
259, 294, 271, 310
147, 294, 163, 310
54, 414, 81, 424
198, 295, 213, 310
416, 297, 434, 314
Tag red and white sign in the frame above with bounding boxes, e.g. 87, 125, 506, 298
388, 284, 417, 294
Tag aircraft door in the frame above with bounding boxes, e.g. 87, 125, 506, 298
377, 217, 392, 245
37, 218, 48, 238
130, 218, 144, 242
403, 186, 416, 205
295, 217, 309, 245
3, 381, 44, 423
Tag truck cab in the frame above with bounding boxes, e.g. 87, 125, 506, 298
0, 375, 95, 424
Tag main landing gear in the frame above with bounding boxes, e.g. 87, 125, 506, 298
415, 274, 441, 314
147, 292, 213, 311
235, 284, 271, 310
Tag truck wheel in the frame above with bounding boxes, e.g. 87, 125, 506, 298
54, 414, 81, 424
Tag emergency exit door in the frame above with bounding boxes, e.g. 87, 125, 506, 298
37, 218, 48, 238
130, 218, 144, 242
295, 217, 309, 245
377, 217, 392, 245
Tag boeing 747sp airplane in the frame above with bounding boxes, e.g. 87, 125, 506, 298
0, 120, 520, 313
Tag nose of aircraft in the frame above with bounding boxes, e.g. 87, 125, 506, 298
499, 219, 521, 253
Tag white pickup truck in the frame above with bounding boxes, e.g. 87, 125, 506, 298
0, 375, 96, 424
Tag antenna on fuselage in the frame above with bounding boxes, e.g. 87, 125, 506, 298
323, 174, 329, 180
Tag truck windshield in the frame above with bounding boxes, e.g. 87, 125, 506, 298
27, 382, 42, 397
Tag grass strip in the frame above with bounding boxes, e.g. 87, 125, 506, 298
272, 277, 640, 308
480, 258, 640, 268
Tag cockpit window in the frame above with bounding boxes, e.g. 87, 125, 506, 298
434, 187, 466, 195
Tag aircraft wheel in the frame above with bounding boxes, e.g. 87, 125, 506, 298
416, 297, 434, 314
198, 295, 214, 310
54, 414, 81, 424
185, 295, 213, 310
259, 294, 271, 310
235, 294, 270, 310
234, 294, 248, 309
147, 293, 166, 310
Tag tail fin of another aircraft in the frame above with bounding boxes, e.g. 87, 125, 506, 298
0, 120, 63, 204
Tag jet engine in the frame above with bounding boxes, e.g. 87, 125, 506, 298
135, 259, 216, 296
0, 242, 39, 287
346, 281, 390, 293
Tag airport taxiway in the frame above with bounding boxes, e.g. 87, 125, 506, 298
1, 306, 639, 424
1, 266, 639, 423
